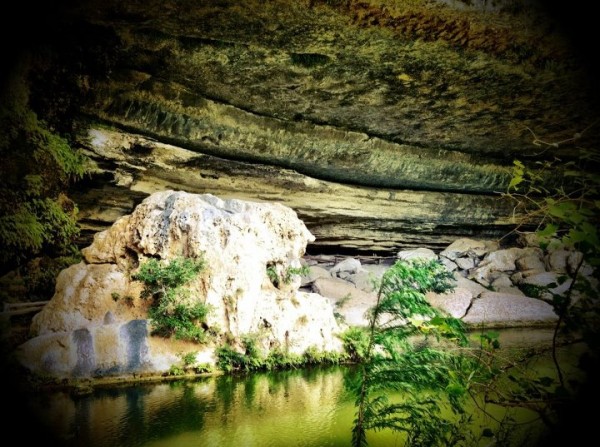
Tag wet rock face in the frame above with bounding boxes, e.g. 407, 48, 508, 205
17, 191, 343, 379
28, 0, 600, 253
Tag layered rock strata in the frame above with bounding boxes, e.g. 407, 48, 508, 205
72, 127, 519, 255
21, 0, 599, 254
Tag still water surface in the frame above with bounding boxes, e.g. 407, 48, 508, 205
25, 328, 571, 447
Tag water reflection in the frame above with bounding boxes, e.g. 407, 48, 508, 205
28, 366, 369, 447
23, 328, 572, 447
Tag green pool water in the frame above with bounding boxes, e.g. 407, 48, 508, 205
22, 328, 588, 447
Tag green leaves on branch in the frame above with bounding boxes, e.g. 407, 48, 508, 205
350, 258, 477, 447
502, 131, 600, 436
505, 156, 600, 263
133, 256, 211, 343
0, 62, 89, 270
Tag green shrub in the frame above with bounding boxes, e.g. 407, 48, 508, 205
132, 256, 211, 343
217, 336, 345, 373
266, 263, 310, 288
341, 327, 370, 362
0, 63, 89, 272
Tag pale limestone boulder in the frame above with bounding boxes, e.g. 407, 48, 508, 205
300, 265, 331, 287
329, 258, 363, 276
30, 263, 146, 336
566, 251, 594, 276
312, 277, 360, 302
439, 257, 458, 272
478, 247, 524, 272
467, 264, 497, 287
453, 274, 488, 296
19, 191, 344, 379
17, 321, 152, 378
516, 254, 546, 272
311, 277, 377, 327
491, 274, 525, 296
347, 270, 380, 292
396, 248, 437, 261
439, 238, 492, 260
469, 247, 532, 287
425, 288, 472, 319
545, 249, 570, 273
362, 263, 392, 278
425, 273, 488, 319
462, 292, 558, 328
455, 257, 476, 270
347, 263, 391, 292
520, 271, 562, 287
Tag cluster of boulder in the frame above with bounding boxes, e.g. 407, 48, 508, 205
11, 191, 596, 381
301, 237, 595, 329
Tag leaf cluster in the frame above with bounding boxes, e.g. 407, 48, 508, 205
133, 256, 210, 343
498, 128, 600, 440
506, 153, 600, 265
350, 258, 480, 447
216, 334, 344, 373
0, 60, 89, 271
266, 263, 310, 288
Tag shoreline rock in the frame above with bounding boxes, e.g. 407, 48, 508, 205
302, 236, 596, 329
8, 195, 597, 386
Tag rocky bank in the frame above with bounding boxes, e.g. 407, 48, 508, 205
13, 191, 595, 381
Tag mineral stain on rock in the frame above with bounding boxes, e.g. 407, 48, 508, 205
120, 320, 149, 372
72, 328, 95, 377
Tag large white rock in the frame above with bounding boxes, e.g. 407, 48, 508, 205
17, 191, 344, 379
462, 292, 558, 328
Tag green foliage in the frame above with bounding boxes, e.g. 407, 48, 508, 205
517, 282, 548, 299
266, 265, 279, 287
500, 128, 600, 440
266, 263, 309, 288
180, 351, 198, 367
167, 351, 212, 376
134, 257, 206, 295
505, 152, 600, 265
284, 264, 310, 283
302, 346, 345, 365
0, 59, 89, 271
336, 293, 353, 308
341, 327, 371, 362
216, 335, 343, 373
349, 258, 479, 447
22, 253, 81, 299
132, 256, 210, 342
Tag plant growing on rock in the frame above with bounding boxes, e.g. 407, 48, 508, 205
216, 334, 343, 373
132, 256, 211, 343
266, 263, 309, 288
349, 258, 479, 447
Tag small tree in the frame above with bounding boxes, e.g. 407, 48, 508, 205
349, 258, 478, 447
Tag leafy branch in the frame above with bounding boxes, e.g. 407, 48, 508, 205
350, 258, 480, 447
132, 256, 211, 342
496, 124, 600, 439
